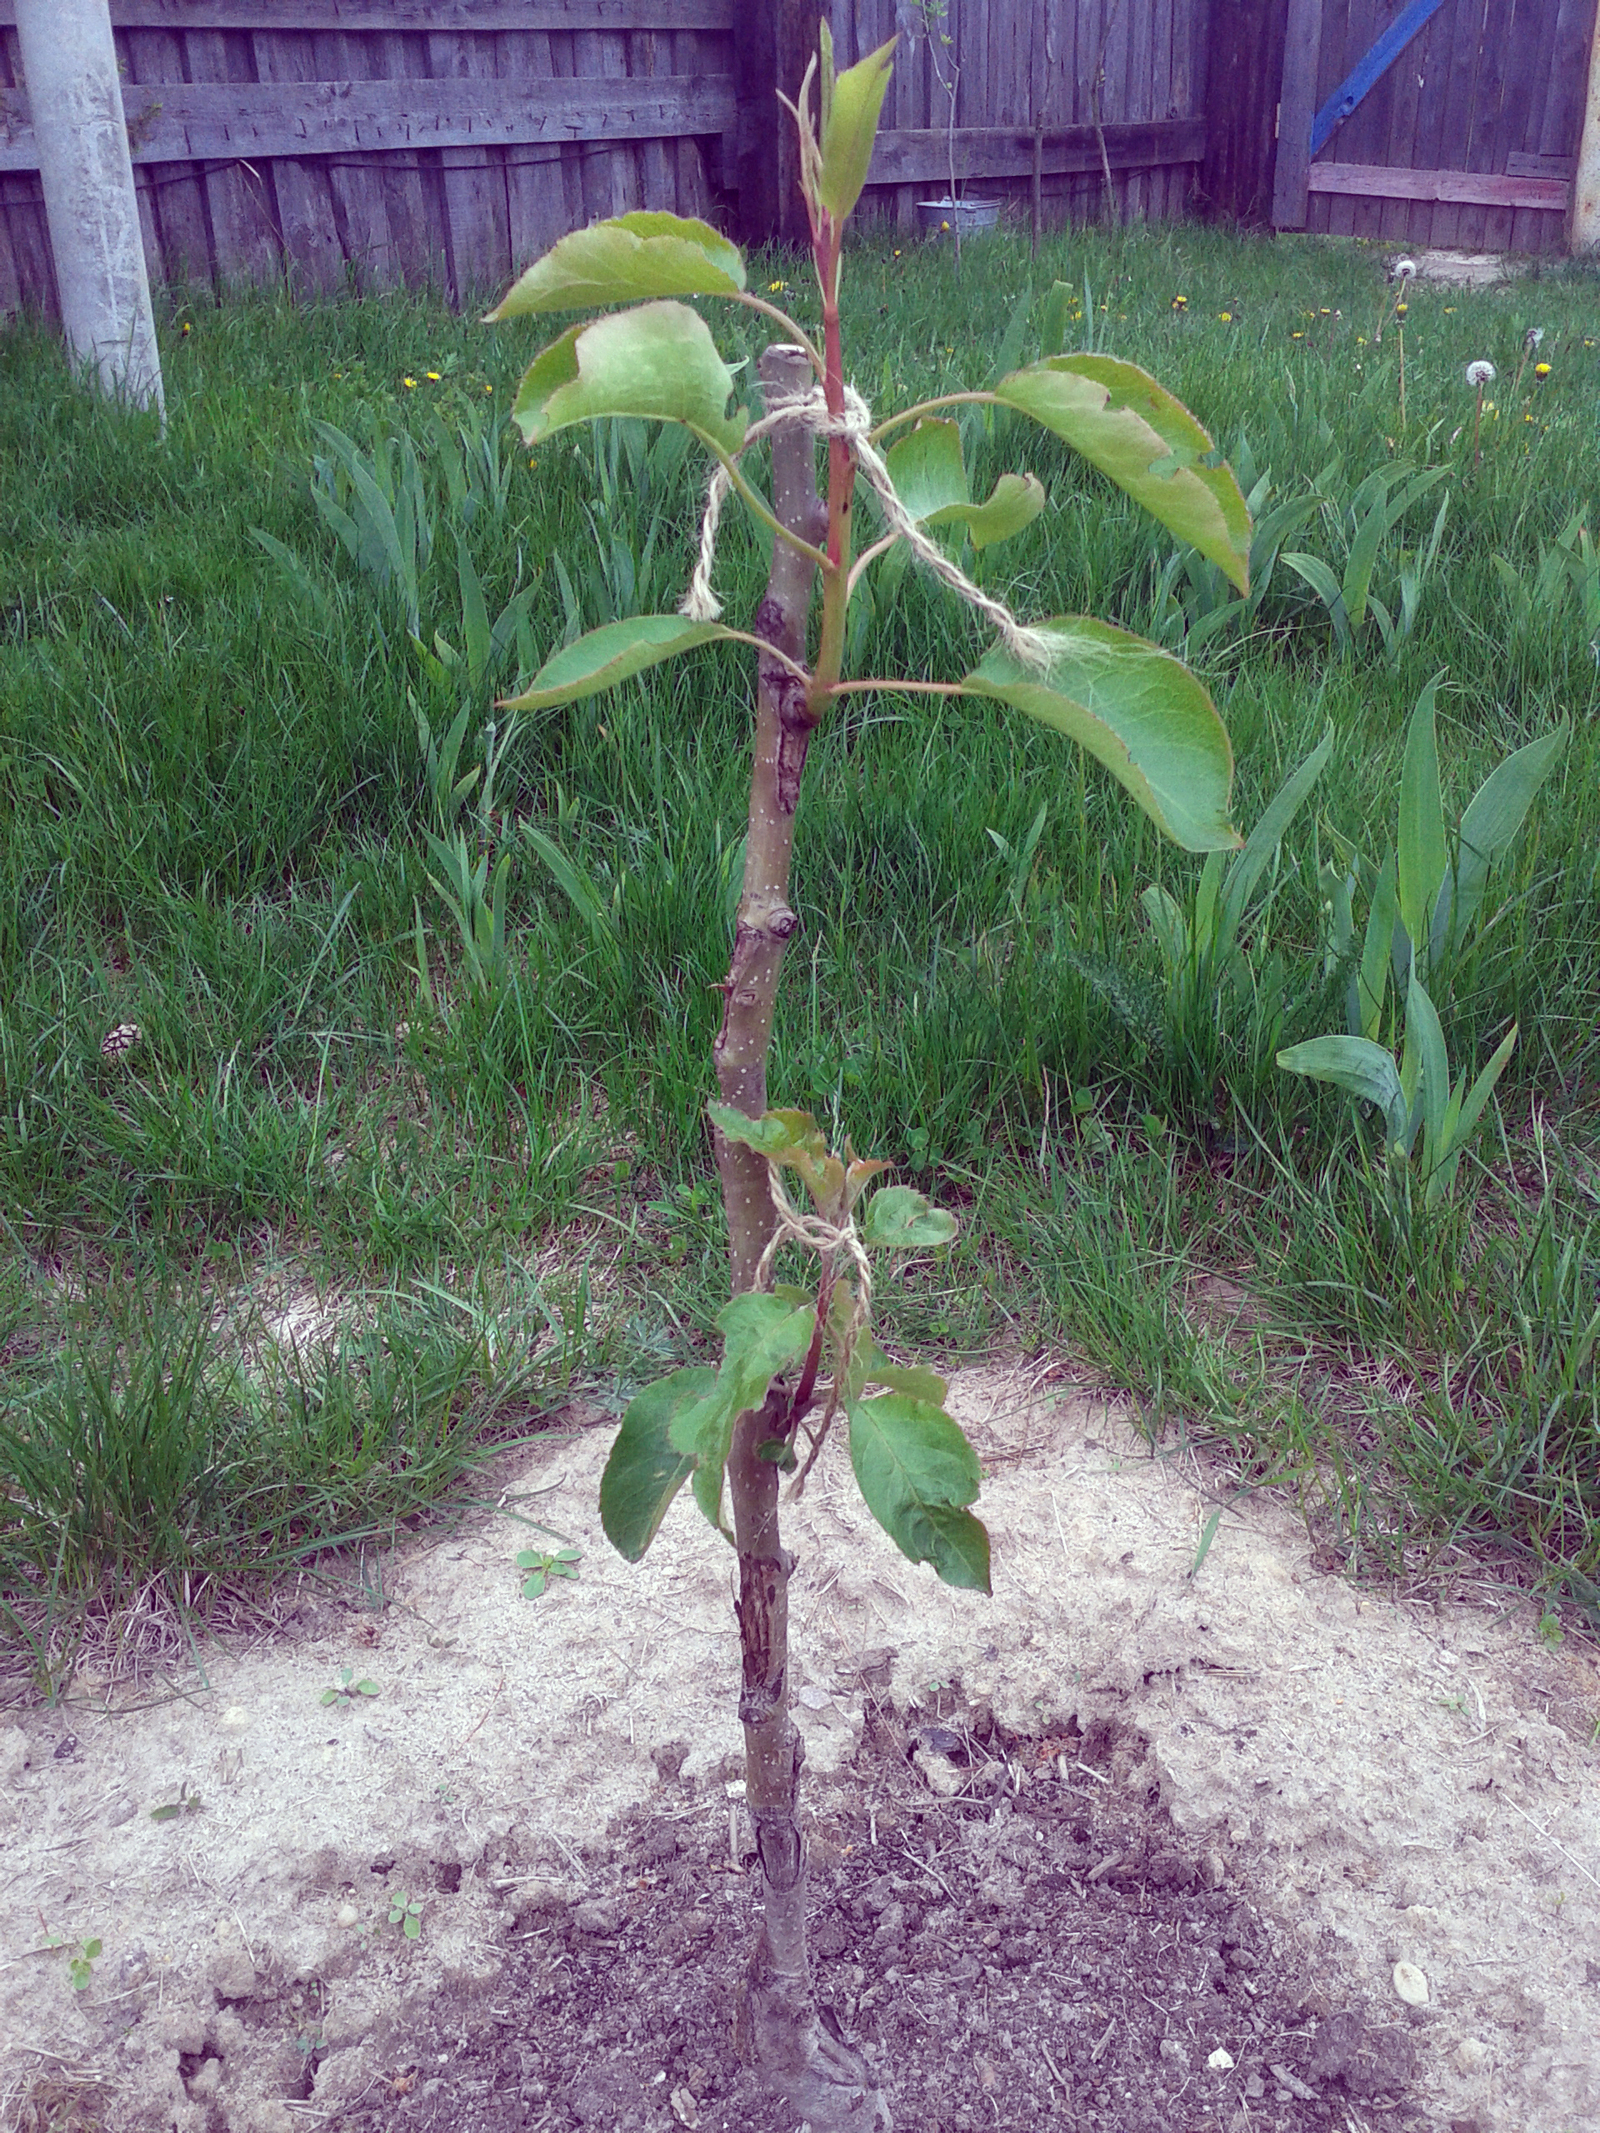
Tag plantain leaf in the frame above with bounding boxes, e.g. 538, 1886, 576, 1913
500, 615, 743, 710
487, 212, 745, 318
1397, 674, 1448, 953
993, 355, 1251, 592
599, 1367, 713, 1561
1276, 1035, 1409, 1144
817, 35, 897, 221
861, 1185, 958, 1249
509, 302, 747, 454
957, 617, 1238, 852
848, 1393, 991, 1592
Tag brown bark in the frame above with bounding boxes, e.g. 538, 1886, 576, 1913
713, 344, 888, 2130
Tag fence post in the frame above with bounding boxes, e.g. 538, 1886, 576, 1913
1573, 13, 1600, 251
734, 0, 822, 247
13, 0, 164, 422
1201, 0, 1291, 226
1271, 0, 1324, 230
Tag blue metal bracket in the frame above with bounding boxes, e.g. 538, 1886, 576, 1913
1310, 0, 1450, 156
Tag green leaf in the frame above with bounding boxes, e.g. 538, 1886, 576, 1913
509, 302, 747, 454
848, 1393, 991, 1592
1218, 723, 1334, 947
1434, 723, 1567, 963
500, 615, 741, 711
884, 422, 1048, 551
1040, 280, 1075, 359
707, 1103, 828, 1167
993, 356, 1251, 593
486, 212, 745, 318
860, 1185, 958, 1249
1406, 969, 1450, 1177
954, 473, 1047, 550
599, 1366, 713, 1561
1397, 675, 1448, 952
848, 1333, 948, 1408
664, 1294, 815, 1535
957, 617, 1237, 853
1276, 1035, 1409, 1146
1446, 1022, 1518, 1154
522, 1568, 548, 1597
1280, 550, 1353, 652
817, 35, 897, 220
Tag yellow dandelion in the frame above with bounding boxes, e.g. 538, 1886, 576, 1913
1319, 307, 1331, 316
893, 248, 901, 257
1535, 362, 1551, 378
768, 280, 787, 292
1395, 302, 1407, 317
941, 220, 950, 231
1218, 311, 1232, 322
1171, 295, 1187, 310
1291, 330, 1304, 340
484, 383, 492, 393
181, 321, 192, 335
402, 376, 417, 388
425, 370, 441, 381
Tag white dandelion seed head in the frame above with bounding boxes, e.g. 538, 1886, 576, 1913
1466, 360, 1496, 387
1393, 257, 1417, 281
1525, 325, 1545, 350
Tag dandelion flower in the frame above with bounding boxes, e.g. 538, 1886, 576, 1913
1394, 302, 1407, 317
941, 220, 950, 232
1525, 325, 1544, 351
181, 321, 192, 335
1535, 362, 1551, 378
1393, 256, 1417, 280
402, 376, 417, 388
1218, 311, 1232, 321
425, 370, 441, 381
1171, 294, 1187, 310
1465, 360, 1495, 386
1291, 330, 1305, 340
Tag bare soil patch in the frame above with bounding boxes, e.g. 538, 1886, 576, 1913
2, 1369, 1596, 2133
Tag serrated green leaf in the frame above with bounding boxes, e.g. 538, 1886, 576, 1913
993, 356, 1250, 592
1277, 1035, 1409, 1144
665, 1294, 815, 1537
848, 1393, 990, 1592
957, 617, 1237, 853
510, 302, 747, 454
500, 615, 741, 711
486, 212, 745, 318
860, 1184, 958, 1249
817, 35, 897, 220
707, 1103, 828, 1166
599, 1366, 713, 1561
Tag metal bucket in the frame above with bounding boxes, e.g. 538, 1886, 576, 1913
916, 197, 1002, 238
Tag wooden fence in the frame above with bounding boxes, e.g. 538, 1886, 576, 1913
836, 0, 1212, 231
0, 0, 736, 313
1272, 0, 1600, 252
4, 0, 1595, 316
0, 0, 1212, 316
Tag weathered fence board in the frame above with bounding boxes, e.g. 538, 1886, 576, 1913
0, 75, 740, 172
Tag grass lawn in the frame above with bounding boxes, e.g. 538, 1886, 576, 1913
2, 218, 1597, 1682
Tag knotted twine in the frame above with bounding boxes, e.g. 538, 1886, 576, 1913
754, 1163, 872, 1498
679, 378, 1056, 674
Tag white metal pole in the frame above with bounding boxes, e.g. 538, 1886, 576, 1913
13, 0, 165, 420
1575, 18, 1600, 252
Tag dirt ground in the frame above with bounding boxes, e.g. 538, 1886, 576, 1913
2, 1365, 1597, 2133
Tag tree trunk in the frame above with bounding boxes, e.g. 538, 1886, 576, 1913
713, 342, 889, 2131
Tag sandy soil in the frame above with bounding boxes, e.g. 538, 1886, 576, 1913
2, 1365, 1597, 2133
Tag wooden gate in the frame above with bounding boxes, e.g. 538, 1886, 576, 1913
1272, 0, 1600, 252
